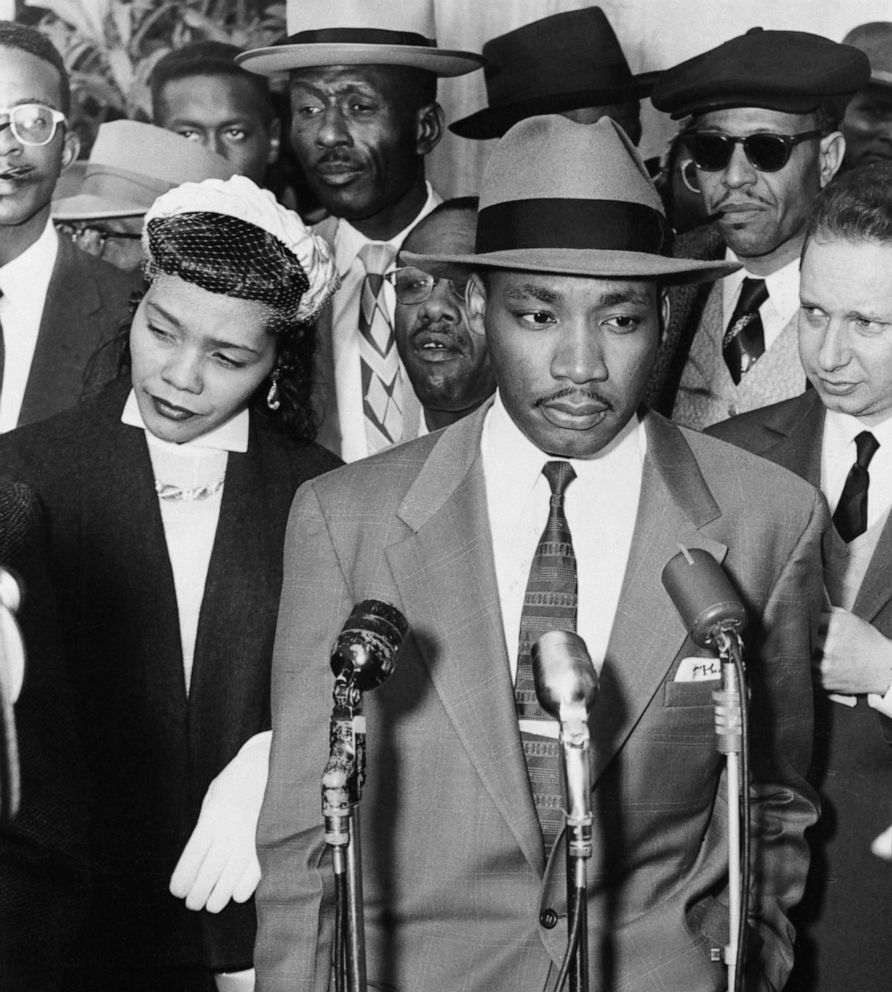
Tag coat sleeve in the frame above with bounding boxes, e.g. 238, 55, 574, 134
254, 481, 354, 992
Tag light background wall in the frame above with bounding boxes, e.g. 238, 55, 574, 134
428, 0, 888, 198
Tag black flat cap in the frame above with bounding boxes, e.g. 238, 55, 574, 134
652, 27, 870, 119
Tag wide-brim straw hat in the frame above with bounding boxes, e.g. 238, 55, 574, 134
237, 0, 483, 78
451, 7, 657, 140
53, 121, 238, 221
404, 115, 739, 285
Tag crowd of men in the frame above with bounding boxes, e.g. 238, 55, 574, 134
2, 2, 892, 991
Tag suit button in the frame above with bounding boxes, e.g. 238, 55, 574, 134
539, 908, 559, 929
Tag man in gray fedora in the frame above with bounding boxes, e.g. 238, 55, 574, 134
256, 115, 826, 992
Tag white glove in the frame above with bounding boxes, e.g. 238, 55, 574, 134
170, 730, 271, 913
871, 824, 892, 861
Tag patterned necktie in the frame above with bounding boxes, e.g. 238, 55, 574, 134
357, 242, 403, 453
515, 460, 577, 858
722, 277, 769, 384
0, 288, 4, 403
833, 431, 880, 542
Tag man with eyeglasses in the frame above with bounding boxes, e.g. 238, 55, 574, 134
390, 197, 495, 432
0, 22, 140, 432
648, 27, 869, 430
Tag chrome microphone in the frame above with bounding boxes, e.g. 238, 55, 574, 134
661, 547, 747, 648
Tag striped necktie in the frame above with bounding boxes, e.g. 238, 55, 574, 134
515, 460, 577, 858
357, 242, 403, 453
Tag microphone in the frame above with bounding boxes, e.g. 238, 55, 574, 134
532, 630, 597, 867
0, 479, 41, 562
330, 599, 408, 692
531, 630, 598, 736
661, 547, 746, 648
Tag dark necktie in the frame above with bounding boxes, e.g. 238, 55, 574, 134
722, 277, 769, 384
515, 460, 577, 858
0, 288, 4, 403
833, 431, 880, 542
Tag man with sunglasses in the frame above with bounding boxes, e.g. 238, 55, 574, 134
391, 197, 496, 432
649, 28, 869, 430
0, 22, 140, 432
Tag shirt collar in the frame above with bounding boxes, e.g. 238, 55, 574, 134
121, 388, 250, 453
824, 407, 892, 455
723, 248, 801, 317
333, 181, 439, 273
481, 390, 646, 497
0, 218, 58, 297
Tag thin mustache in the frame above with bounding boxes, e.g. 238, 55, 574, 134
535, 386, 614, 410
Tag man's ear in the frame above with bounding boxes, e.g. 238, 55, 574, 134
415, 101, 444, 157
61, 129, 80, 171
266, 117, 282, 165
818, 130, 845, 187
466, 272, 487, 337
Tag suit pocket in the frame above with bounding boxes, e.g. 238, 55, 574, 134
664, 679, 719, 708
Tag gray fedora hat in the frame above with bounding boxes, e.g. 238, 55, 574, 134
404, 115, 739, 284
53, 121, 237, 221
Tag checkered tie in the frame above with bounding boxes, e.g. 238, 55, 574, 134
358, 242, 403, 453
722, 277, 769, 384
515, 460, 577, 858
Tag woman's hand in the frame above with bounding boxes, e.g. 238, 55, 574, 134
169, 730, 272, 913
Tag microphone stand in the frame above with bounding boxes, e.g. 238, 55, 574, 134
322, 674, 368, 992
712, 629, 749, 992
561, 716, 592, 992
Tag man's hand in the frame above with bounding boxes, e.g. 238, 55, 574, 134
169, 731, 272, 913
815, 607, 892, 695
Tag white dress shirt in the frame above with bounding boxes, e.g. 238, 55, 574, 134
722, 250, 800, 351
122, 391, 249, 693
481, 393, 646, 738
821, 409, 892, 715
329, 182, 440, 463
0, 219, 59, 432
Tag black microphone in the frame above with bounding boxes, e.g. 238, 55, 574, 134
330, 599, 408, 692
661, 547, 746, 648
531, 630, 598, 730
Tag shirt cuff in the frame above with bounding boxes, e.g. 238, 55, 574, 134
868, 683, 892, 718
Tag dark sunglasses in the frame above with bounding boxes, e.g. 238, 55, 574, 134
682, 129, 824, 173
385, 266, 471, 306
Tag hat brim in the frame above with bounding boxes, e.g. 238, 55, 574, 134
450, 73, 660, 140
401, 248, 739, 286
237, 43, 484, 78
52, 194, 146, 221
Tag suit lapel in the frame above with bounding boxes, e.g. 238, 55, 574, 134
756, 390, 825, 485
591, 414, 728, 786
21, 238, 101, 424
385, 408, 547, 873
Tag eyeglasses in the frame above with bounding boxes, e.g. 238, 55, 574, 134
682, 129, 824, 173
56, 222, 143, 258
385, 266, 471, 306
0, 104, 67, 146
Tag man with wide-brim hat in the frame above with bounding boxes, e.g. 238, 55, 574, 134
237, 0, 483, 462
647, 27, 869, 430
449, 6, 657, 146
53, 120, 237, 271
840, 22, 892, 168
256, 113, 825, 992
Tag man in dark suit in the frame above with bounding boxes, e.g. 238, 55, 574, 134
0, 22, 139, 432
255, 115, 827, 992
648, 29, 868, 428
709, 162, 892, 992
